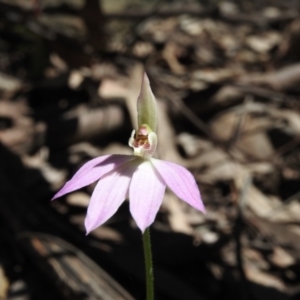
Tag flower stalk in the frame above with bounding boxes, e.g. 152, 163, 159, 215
143, 227, 154, 300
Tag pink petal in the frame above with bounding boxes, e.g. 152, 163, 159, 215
85, 161, 136, 234
52, 155, 133, 200
129, 160, 166, 232
151, 158, 205, 213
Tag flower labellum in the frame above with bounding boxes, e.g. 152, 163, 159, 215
52, 73, 205, 233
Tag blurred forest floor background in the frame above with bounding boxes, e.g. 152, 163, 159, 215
1, 0, 300, 299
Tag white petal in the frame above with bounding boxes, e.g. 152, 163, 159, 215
85, 161, 136, 234
151, 158, 205, 213
52, 155, 134, 200
129, 160, 166, 232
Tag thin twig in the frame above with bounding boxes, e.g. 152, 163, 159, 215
234, 176, 253, 300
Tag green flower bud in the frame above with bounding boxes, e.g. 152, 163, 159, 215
137, 73, 157, 133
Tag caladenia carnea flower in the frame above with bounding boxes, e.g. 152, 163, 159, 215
52, 73, 205, 234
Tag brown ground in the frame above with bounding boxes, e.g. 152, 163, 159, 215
1, 0, 300, 299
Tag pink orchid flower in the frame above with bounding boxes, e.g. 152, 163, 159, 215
53, 74, 205, 233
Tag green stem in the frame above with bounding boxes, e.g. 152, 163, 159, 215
142, 227, 154, 300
